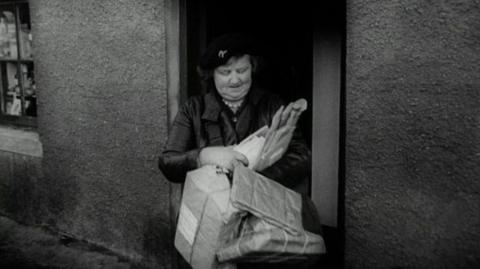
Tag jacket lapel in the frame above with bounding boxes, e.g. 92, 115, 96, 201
201, 92, 224, 146
219, 111, 238, 145
235, 88, 266, 140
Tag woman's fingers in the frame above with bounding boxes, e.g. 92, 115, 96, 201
199, 146, 250, 171
232, 151, 249, 167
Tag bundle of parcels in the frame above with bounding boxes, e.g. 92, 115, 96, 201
174, 99, 326, 268
217, 165, 326, 264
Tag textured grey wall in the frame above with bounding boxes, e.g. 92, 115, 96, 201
30, 0, 171, 267
0, 151, 43, 223
346, 0, 480, 268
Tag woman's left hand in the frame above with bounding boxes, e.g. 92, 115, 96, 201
197, 146, 249, 172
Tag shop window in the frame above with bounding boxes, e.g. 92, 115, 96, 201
0, 1, 35, 127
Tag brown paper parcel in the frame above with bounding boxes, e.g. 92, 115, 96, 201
230, 165, 304, 234
174, 166, 236, 269
216, 165, 326, 263
217, 214, 325, 263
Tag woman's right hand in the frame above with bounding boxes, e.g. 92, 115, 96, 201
197, 146, 249, 172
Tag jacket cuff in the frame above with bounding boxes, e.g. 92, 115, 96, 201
187, 147, 203, 170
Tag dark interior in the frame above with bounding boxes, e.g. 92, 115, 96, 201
186, 0, 314, 145
185, 2, 344, 267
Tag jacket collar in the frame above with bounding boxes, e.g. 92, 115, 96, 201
201, 86, 265, 121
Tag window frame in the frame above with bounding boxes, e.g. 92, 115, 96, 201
0, 0, 36, 128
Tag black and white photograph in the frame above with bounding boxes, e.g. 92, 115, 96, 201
0, 0, 478, 268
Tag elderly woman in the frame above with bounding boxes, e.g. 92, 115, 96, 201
158, 33, 311, 194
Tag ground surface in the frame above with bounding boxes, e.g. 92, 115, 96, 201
0, 216, 144, 269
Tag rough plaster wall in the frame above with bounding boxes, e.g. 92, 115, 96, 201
346, 0, 480, 268
0, 152, 43, 224
30, 0, 171, 267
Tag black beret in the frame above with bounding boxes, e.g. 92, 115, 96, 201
198, 33, 258, 70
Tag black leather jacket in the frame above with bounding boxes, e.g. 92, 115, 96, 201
158, 87, 311, 193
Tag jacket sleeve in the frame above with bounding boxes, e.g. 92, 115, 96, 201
158, 101, 201, 183
259, 127, 311, 191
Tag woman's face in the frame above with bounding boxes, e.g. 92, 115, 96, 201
213, 54, 252, 102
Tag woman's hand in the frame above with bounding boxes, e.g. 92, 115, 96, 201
197, 146, 249, 172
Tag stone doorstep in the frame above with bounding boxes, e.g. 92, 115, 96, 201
0, 215, 147, 269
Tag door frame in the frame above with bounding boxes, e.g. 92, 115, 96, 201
165, 0, 345, 266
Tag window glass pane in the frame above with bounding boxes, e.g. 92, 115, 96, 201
23, 62, 35, 116
0, 6, 18, 59
0, 2, 36, 121
19, 3, 32, 59
2, 62, 21, 115
0, 62, 34, 116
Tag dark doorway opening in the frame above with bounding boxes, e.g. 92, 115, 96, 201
181, 1, 345, 268
185, 0, 313, 146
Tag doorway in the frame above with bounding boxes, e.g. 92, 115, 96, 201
185, 0, 313, 145
172, 0, 345, 267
